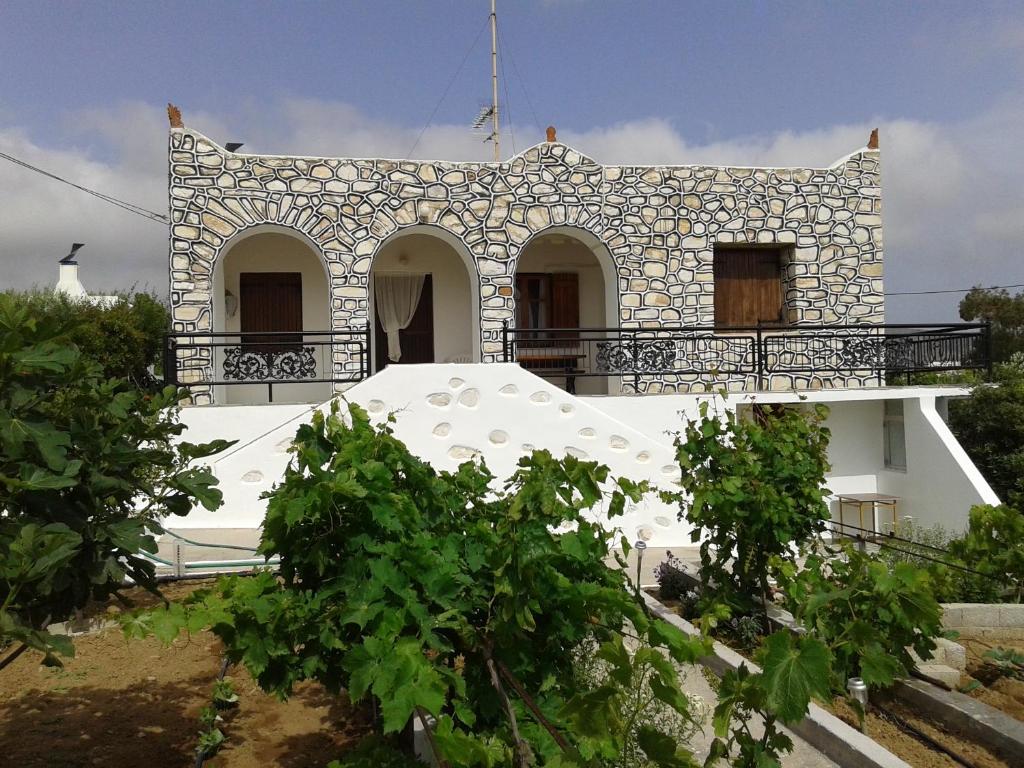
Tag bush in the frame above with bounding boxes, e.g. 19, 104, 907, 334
671, 403, 832, 615
778, 544, 944, 690
948, 504, 1024, 602
1, 289, 169, 389
652, 551, 692, 602
0, 294, 228, 663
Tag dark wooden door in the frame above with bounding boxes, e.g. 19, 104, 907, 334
713, 249, 782, 327
239, 272, 302, 345
375, 275, 434, 370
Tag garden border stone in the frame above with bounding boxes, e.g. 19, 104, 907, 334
891, 677, 1024, 763
643, 591, 912, 768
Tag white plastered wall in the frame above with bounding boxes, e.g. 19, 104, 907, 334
370, 232, 476, 366
214, 230, 332, 404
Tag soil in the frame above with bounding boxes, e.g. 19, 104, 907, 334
0, 581, 372, 768
652, 589, 1014, 768
958, 636, 1024, 723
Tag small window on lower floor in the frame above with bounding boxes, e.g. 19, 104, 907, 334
883, 399, 906, 470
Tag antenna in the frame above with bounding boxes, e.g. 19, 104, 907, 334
60, 243, 85, 265
489, 0, 499, 161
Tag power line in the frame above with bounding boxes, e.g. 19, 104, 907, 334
498, 34, 516, 156
405, 15, 490, 160
498, 25, 542, 136
884, 283, 1024, 296
0, 150, 168, 224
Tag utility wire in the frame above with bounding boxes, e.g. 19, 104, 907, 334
0, 150, 168, 223
885, 283, 1024, 296
498, 36, 516, 156
498, 25, 542, 136
405, 15, 490, 160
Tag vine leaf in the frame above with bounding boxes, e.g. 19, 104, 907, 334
759, 632, 831, 723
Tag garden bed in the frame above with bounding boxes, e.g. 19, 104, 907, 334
0, 582, 372, 768
649, 588, 1014, 768
958, 636, 1024, 722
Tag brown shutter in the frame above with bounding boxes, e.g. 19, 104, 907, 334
550, 273, 579, 329
239, 273, 302, 346
713, 250, 782, 327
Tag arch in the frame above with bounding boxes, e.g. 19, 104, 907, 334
367, 224, 482, 366
514, 226, 619, 396
211, 225, 333, 404
516, 225, 620, 332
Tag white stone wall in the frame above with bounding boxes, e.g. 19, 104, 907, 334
168, 128, 884, 402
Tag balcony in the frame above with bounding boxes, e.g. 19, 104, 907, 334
500, 323, 992, 393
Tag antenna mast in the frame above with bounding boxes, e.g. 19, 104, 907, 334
490, 0, 499, 161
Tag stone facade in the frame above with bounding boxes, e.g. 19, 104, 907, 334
168, 123, 883, 401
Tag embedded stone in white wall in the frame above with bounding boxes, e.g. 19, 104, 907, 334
488, 430, 509, 446
635, 451, 651, 463
448, 445, 481, 460
448, 377, 465, 390
241, 470, 264, 484
427, 392, 453, 408
636, 526, 654, 542
559, 403, 575, 416
530, 391, 552, 404
499, 384, 519, 396
274, 438, 293, 454
609, 435, 630, 451
433, 422, 452, 437
564, 446, 588, 459
458, 388, 480, 408
367, 399, 386, 414
578, 427, 596, 439
521, 443, 535, 452
654, 516, 672, 528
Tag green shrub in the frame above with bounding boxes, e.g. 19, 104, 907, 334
778, 544, 944, 690
948, 504, 1024, 602
1, 289, 169, 389
0, 294, 228, 663
671, 403, 832, 615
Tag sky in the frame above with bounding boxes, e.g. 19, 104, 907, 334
1, 0, 1023, 322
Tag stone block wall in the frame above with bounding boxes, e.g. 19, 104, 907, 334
168, 126, 883, 401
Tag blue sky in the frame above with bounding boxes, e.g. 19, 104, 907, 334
2, 0, 1023, 320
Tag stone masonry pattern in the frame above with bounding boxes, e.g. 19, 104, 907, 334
168, 127, 883, 402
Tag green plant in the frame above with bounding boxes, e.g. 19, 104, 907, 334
126, 402, 833, 767
653, 552, 692, 603
982, 647, 1024, 680
949, 358, 1024, 506
778, 544, 944, 690
326, 735, 421, 768
948, 504, 1024, 602
1, 289, 170, 390
671, 402, 832, 617
0, 294, 230, 665
212, 677, 239, 709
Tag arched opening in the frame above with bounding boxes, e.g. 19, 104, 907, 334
212, 228, 332, 405
369, 227, 479, 372
514, 228, 617, 395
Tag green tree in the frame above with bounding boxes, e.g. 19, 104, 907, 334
959, 286, 1024, 363
0, 294, 229, 665
671, 403, 833, 617
1, 290, 170, 389
948, 504, 1024, 602
948, 358, 1024, 505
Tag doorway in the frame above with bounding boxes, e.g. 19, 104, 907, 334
239, 272, 302, 344
374, 275, 434, 370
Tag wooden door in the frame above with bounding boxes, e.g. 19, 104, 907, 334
375, 275, 434, 370
239, 272, 302, 346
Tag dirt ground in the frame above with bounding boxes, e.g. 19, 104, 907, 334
0, 582, 371, 768
958, 636, 1024, 722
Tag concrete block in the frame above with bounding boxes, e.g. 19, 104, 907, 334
936, 638, 966, 671
959, 603, 1000, 628
941, 604, 964, 628
915, 664, 962, 688
998, 603, 1024, 628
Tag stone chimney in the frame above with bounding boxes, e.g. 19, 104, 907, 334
55, 246, 89, 299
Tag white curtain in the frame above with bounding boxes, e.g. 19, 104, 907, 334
374, 274, 425, 362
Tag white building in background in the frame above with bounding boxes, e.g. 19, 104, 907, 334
159, 107, 998, 549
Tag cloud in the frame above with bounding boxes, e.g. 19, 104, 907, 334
2, 97, 1022, 321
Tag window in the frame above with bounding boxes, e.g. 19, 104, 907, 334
883, 399, 907, 470
515, 273, 579, 339
239, 272, 302, 349
713, 246, 784, 327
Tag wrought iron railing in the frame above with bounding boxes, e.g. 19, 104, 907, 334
164, 329, 371, 401
501, 322, 992, 391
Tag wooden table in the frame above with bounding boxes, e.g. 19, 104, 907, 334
836, 493, 900, 534
516, 351, 586, 394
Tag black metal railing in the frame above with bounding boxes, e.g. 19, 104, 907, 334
164, 329, 371, 401
500, 322, 992, 391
